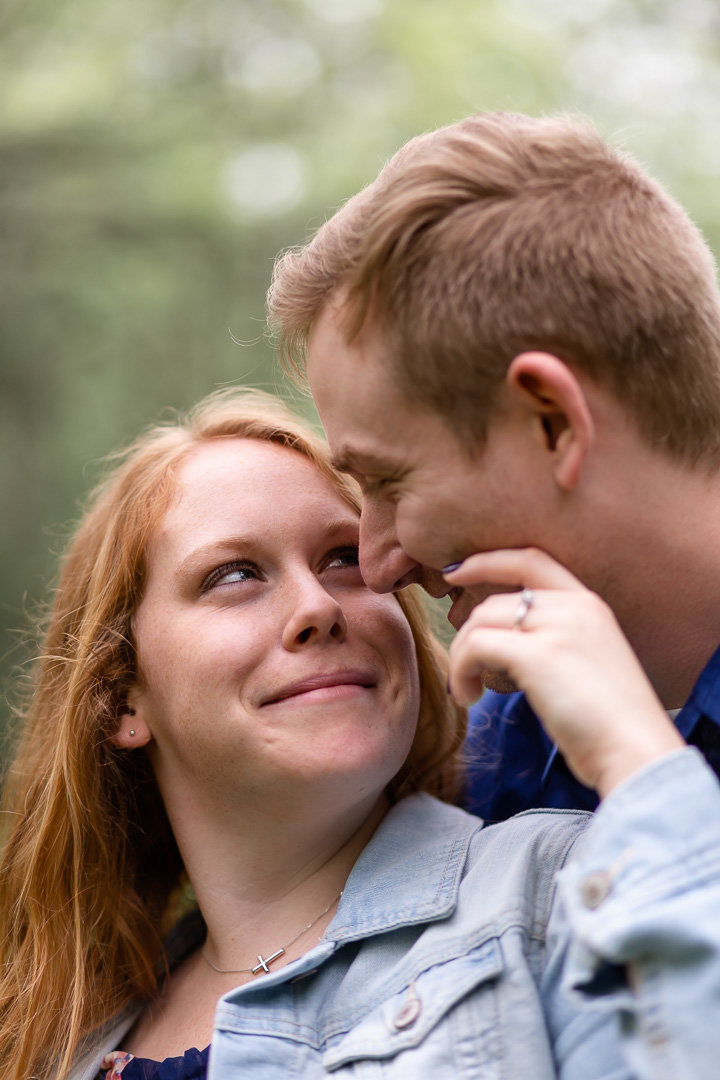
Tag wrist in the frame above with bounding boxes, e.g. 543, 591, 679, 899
589, 726, 685, 799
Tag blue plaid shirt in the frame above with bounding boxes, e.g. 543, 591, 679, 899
463, 642, 720, 821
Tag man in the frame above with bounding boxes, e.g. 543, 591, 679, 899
267, 111, 720, 819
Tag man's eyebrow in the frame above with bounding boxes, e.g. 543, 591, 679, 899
331, 448, 389, 474
330, 451, 355, 473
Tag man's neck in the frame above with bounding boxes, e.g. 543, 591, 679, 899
556, 409, 720, 709
601, 464, 720, 708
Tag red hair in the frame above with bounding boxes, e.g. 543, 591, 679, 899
0, 388, 464, 1080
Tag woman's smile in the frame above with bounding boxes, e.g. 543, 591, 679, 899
128, 436, 420, 807
260, 669, 377, 707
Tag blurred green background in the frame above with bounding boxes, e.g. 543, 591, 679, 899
3, 0, 720, 727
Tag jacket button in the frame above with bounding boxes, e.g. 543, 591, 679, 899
580, 870, 612, 909
393, 993, 422, 1029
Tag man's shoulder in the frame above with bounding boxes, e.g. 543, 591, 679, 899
464, 691, 598, 821
464, 690, 550, 818
470, 688, 529, 725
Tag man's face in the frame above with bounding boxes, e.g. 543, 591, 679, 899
308, 302, 553, 629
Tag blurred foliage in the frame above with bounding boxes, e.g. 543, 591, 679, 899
2, 0, 720, 727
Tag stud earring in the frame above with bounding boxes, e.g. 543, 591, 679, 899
125, 705, 137, 738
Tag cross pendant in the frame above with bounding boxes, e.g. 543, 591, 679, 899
251, 948, 286, 974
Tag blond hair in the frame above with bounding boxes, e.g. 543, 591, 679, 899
0, 388, 464, 1080
269, 111, 720, 465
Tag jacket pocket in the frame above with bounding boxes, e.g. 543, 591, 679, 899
322, 937, 504, 1073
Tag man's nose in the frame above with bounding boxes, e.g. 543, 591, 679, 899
358, 503, 422, 593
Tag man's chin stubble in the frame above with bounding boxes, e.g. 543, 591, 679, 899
480, 669, 519, 695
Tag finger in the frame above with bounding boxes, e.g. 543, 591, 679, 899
454, 590, 544, 635
443, 547, 582, 592
450, 595, 540, 677
456, 589, 621, 654
448, 625, 534, 705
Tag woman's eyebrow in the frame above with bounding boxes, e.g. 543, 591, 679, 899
321, 516, 361, 538
176, 536, 255, 578
175, 519, 359, 578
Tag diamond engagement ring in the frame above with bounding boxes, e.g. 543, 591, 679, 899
513, 588, 534, 630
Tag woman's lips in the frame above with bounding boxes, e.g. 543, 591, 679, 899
261, 670, 376, 706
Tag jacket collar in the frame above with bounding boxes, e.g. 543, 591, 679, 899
219, 794, 483, 999
327, 793, 482, 943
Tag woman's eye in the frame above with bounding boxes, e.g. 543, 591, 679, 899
203, 561, 260, 590
323, 546, 360, 571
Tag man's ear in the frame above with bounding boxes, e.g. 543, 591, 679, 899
505, 352, 594, 490
112, 689, 153, 749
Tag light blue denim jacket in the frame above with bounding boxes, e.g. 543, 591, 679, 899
209, 749, 720, 1080
68, 748, 720, 1079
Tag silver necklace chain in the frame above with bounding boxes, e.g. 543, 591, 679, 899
200, 891, 343, 976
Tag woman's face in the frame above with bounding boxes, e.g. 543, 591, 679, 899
129, 438, 420, 817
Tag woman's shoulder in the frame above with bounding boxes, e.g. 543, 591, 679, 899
475, 804, 591, 854
386, 791, 589, 864
380, 800, 589, 958
394, 790, 589, 848
393, 795, 591, 938
462, 805, 590, 911
380, 792, 589, 928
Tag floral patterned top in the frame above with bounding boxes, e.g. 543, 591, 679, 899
101, 1046, 209, 1080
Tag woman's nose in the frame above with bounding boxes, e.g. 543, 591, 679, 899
281, 574, 348, 650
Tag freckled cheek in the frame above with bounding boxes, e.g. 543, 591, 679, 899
359, 600, 418, 688
134, 643, 197, 724
135, 623, 253, 722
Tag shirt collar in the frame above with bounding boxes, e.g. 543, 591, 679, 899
676, 641, 720, 736
540, 642, 720, 782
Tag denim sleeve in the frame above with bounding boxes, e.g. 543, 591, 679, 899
544, 748, 720, 1080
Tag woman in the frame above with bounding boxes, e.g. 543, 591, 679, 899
0, 389, 717, 1080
